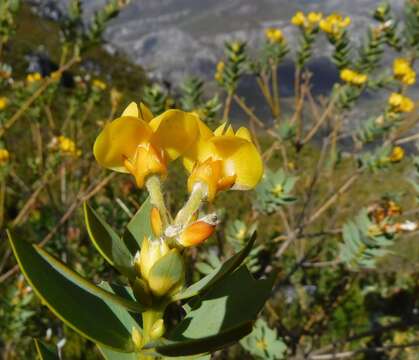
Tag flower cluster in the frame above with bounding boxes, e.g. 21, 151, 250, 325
393, 58, 416, 85
49, 135, 81, 157
388, 92, 414, 113
319, 13, 351, 39
93, 102, 263, 295
340, 68, 368, 86
265, 28, 284, 44
26, 72, 42, 84
291, 11, 323, 30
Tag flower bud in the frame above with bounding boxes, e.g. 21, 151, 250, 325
131, 327, 143, 350
135, 237, 170, 281
178, 220, 216, 247
150, 319, 165, 340
151, 207, 163, 237
147, 249, 185, 297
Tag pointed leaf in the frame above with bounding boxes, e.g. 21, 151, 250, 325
174, 233, 256, 301
35, 245, 143, 313
8, 232, 136, 352
147, 266, 274, 356
126, 197, 153, 248
84, 202, 135, 279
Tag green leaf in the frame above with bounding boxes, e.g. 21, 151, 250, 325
34, 339, 59, 360
98, 346, 138, 360
126, 197, 153, 248
147, 265, 274, 356
174, 233, 256, 301
84, 202, 135, 279
8, 232, 136, 352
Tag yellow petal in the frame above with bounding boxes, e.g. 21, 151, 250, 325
235, 127, 252, 142
150, 110, 199, 160
121, 102, 138, 117
139, 102, 153, 122
209, 136, 263, 190
93, 116, 153, 172
214, 122, 227, 136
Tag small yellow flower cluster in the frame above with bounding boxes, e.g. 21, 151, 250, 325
388, 92, 414, 113
340, 68, 368, 86
0, 96, 8, 110
319, 13, 351, 39
0, 148, 10, 165
389, 146, 405, 163
291, 11, 323, 30
214, 61, 225, 82
26, 72, 42, 84
393, 58, 416, 85
92, 79, 107, 91
265, 27, 284, 44
50, 136, 81, 157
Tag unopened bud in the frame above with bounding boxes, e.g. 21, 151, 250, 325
151, 207, 163, 237
178, 219, 216, 247
131, 327, 143, 349
135, 237, 170, 280
150, 319, 165, 340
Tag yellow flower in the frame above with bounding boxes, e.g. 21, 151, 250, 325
51, 136, 81, 157
388, 93, 415, 113
291, 11, 306, 27
340, 68, 368, 86
94, 102, 200, 188
393, 58, 416, 85
0, 96, 8, 110
92, 79, 107, 91
26, 72, 42, 83
265, 28, 284, 44
320, 13, 350, 38
389, 146, 404, 162
184, 122, 263, 201
307, 12, 323, 24
0, 148, 10, 165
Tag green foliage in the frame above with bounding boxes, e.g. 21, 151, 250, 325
217, 41, 247, 93
296, 28, 318, 69
255, 168, 297, 214
373, 2, 402, 51
142, 83, 171, 115
404, 0, 419, 51
34, 339, 59, 360
0, 0, 20, 46
356, 26, 385, 73
329, 31, 352, 69
339, 209, 395, 269
240, 318, 287, 359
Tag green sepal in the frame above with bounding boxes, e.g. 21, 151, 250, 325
84, 202, 135, 279
146, 265, 274, 356
34, 339, 59, 360
174, 233, 256, 301
148, 249, 185, 297
126, 197, 153, 249
7, 231, 137, 352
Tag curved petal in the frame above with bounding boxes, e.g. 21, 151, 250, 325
139, 102, 154, 122
210, 136, 263, 190
94, 116, 153, 172
121, 102, 138, 117
150, 110, 199, 160
235, 127, 252, 142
